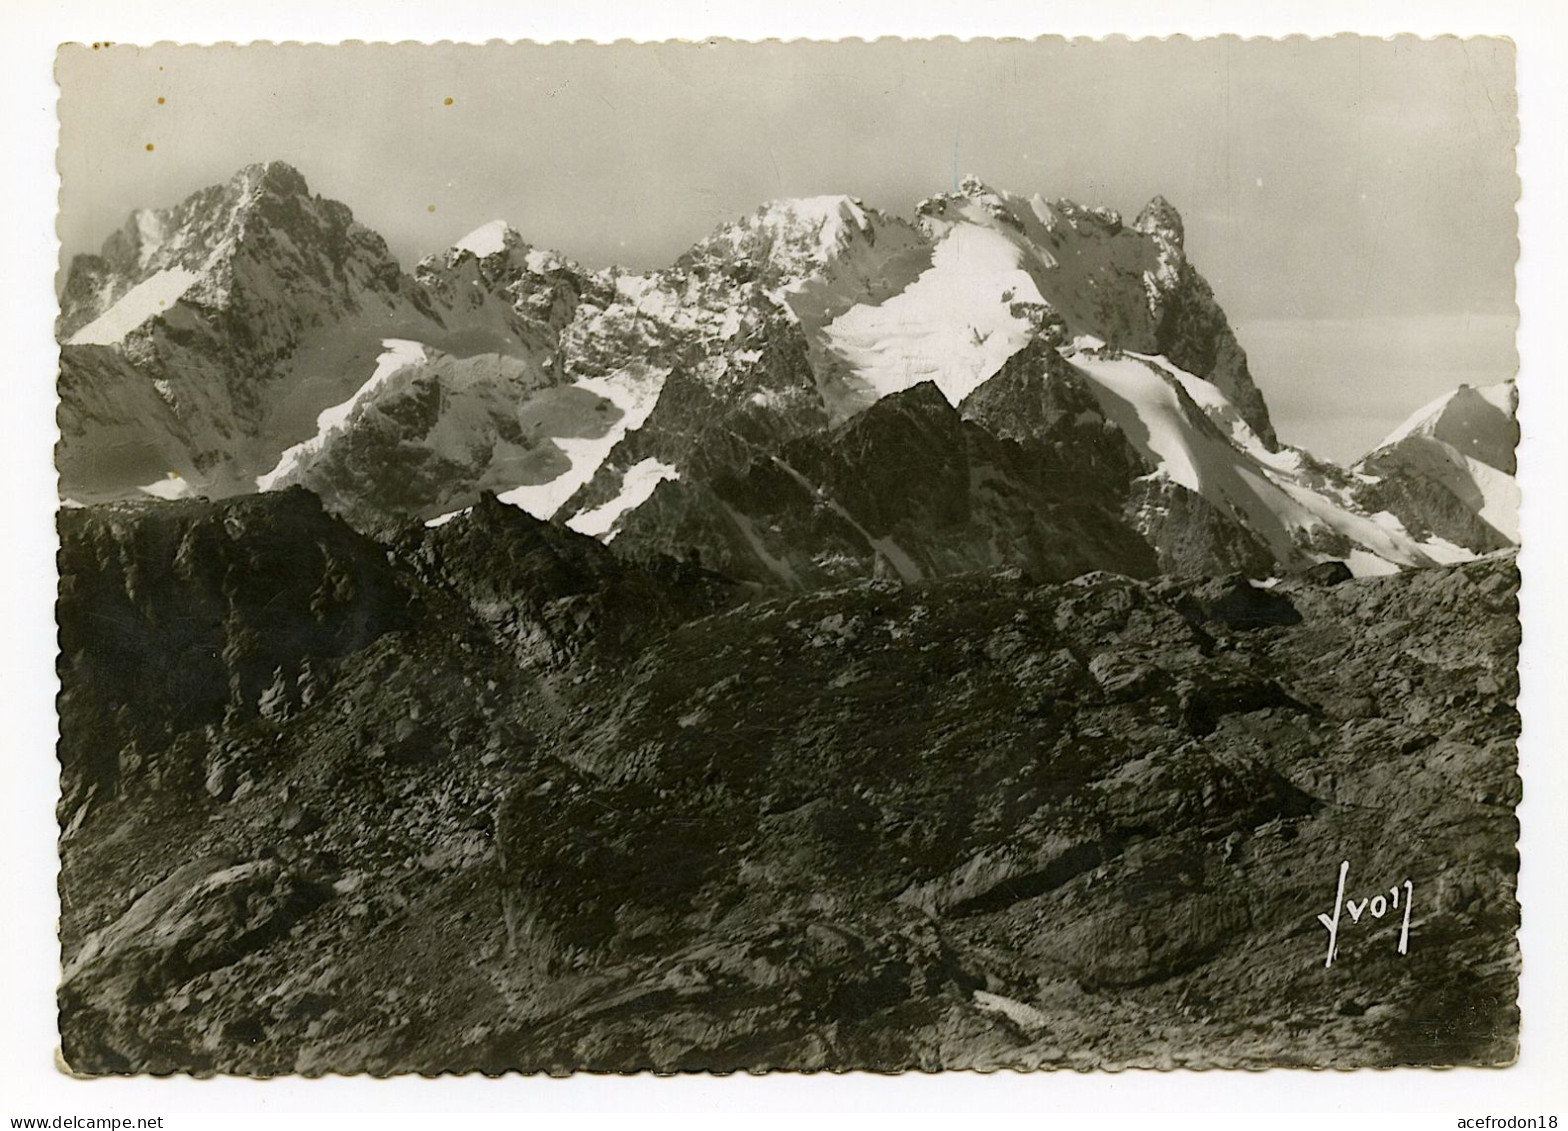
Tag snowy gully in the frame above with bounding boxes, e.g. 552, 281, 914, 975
1316, 859, 1414, 968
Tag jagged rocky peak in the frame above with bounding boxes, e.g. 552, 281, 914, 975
921, 176, 1130, 238
71, 160, 314, 283
1134, 194, 1185, 250
679, 194, 907, 286
913, 174, 1020, 231
232, 158, 313, 200
1042, 195, 1124, 233
59, 159, 412, 346
56, 160, 448, 503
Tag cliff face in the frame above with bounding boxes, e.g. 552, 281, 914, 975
56, 488, 412, 813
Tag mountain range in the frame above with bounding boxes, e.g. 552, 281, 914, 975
54, 162, 1522, 1072
57, 162, 1519, 585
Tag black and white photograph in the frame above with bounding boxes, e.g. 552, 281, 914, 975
25, 22, 1550, 1089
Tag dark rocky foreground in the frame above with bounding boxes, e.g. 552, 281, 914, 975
56, 490, 1520, 1073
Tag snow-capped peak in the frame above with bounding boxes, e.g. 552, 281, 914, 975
452, 220, 518, 259
1354, 378, 1520, 548
747, 195, 875, 262
1369, 380, 1519, 473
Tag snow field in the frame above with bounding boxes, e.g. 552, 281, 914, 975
68, 268, 200, 346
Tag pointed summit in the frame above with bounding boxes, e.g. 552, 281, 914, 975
958, 173, 989, 196
749, 195, 874, 255
232, 160, 311, 200
1134, 195, 1185, 250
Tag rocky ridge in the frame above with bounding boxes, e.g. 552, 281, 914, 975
56, 489, 1520, 1072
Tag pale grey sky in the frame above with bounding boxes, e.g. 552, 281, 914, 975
57, 37, 1518, 460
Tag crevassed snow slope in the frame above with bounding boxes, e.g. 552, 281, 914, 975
820, 221, 1047, 411
257, 338, 428, 490
496, 364, 668, 521
565, 458, 680, 539
68, 268, 200, 346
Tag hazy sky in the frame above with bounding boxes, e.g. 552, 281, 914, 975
56, 37, 1518, 460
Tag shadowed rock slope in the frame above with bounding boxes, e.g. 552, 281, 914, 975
57, 490, 1519, 1073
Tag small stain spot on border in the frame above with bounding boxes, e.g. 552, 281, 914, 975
145, 143, 155, 152
157, 97, 166, 105
444, 97, 454, 106
427, 204, 436, 213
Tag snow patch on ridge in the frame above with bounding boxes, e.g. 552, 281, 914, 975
424, 508, 465, 528
1474, 382, 1516, 417
566, 458, 680, 539
494, 365, 668, 521
68, 268, 199, 346
1131, 351, 1276, 463
453, 220, 512, 258
134, 209, 168, 268
1465, 455, 1521, 544
257, 338, 428, 491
